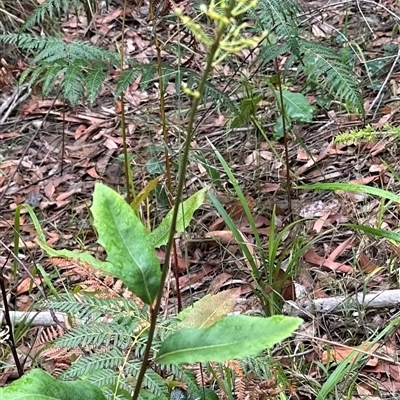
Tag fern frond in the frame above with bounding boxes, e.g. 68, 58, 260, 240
41, 63, 67, 95
142, 369, 170, 400
85, 64, 108, 104
254, 0, 301, 56
62, 348, 125, 379
115, 69, 144, 99
54, 322, 133, 348
21, 0, 66, 31
124, 361, 169, 400
164, 364, 202, 398
66, 40, 119, 64
299, 40, 363, 113
21, 0, 99, 31
49, 294, 145, 322
84, 368, 119, 388
61, 64, 85, 104
257, 42, 290, 67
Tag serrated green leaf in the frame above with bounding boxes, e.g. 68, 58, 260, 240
17, 204, 112, 273
0, 369, 106, 400
276, 90, 315, 122
156, 315, 302, 365
150, 187, 208, 248
230, 94, 262, 128
91, 183, 161, 304
273, 114, 292, 138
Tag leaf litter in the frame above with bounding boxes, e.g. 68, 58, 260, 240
1, 0, 400, 397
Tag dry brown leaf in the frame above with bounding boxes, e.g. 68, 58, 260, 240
321, 342, 380, 366
313, 211, 330, 233
208, 272, 233, 294
304, 248, 353, 273
86, 167, 101, 179
74, 124, 88, 140
328, 236, 353, 262
358, 252, 380, 274
205, 230, 235, 245
16, 277, 42, 295
178, 266, 213, 292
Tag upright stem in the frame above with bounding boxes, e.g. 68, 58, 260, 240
131, 11, 233, 400
274, 59, 293, 222
120, 0, 131, 204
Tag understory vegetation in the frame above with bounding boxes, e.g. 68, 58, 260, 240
1, 0, 400, 399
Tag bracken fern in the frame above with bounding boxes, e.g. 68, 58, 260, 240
251, 0, 363, 113
21, 0, 103, 30
1, 0, 362, 113
48, 294, 202, 400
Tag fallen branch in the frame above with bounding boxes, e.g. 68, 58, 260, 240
0, 311, 67, 327
284, 289, 400, 318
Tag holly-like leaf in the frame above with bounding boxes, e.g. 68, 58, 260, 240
150, 187, 208, 248
91, 183, 161, 304
156, 315, 302, 365
0, 369, 106, 400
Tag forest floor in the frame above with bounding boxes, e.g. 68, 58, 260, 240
1, 0, 400, 398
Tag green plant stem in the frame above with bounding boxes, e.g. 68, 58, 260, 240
131, 10, 233, 400
274, 61, 292, 222
120, 0, 132, 204
151, 6, 182, 311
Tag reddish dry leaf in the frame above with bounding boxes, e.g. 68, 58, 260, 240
178, 266, 213, 292
115, 99, 122, 114
370, 137, 396, 157
16, 277, 42, 295
16, 295, 35, 311
328, 236, 353, 262
349, 176, 376, 185
321, 342, 380, 366
46, 231, 60, 246
313, 282, 329, 298
369, 164, 386, 174
87, 167, 101, 179
96, 8, 127, 24
208, 272, 233, 294
263, 268, 296, 301
155, 249, 195, 271
297, 148, 309, 161
75, 124, 88, 140
18, 240, 37, 249
205, 230, 235, 245
56, 190, 77, 202
364, 362, 393, 375
21, 99, 65, 114
263, 182, 280, 192
365, 377, 400, 393
355, 384, 375, 398
376, 111, 395, 128
358, 252, 380, 274
44, 181, 55, 199
104, 138, 119, 149
313, 211, 330, 233
213, 114, 225, 126
304, 248, 353, 273
296, 143, 332, 176
209, 217, 225, 231
225, 196, 256, 222
0, 132, 20, 139
205, 230, 260, 271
